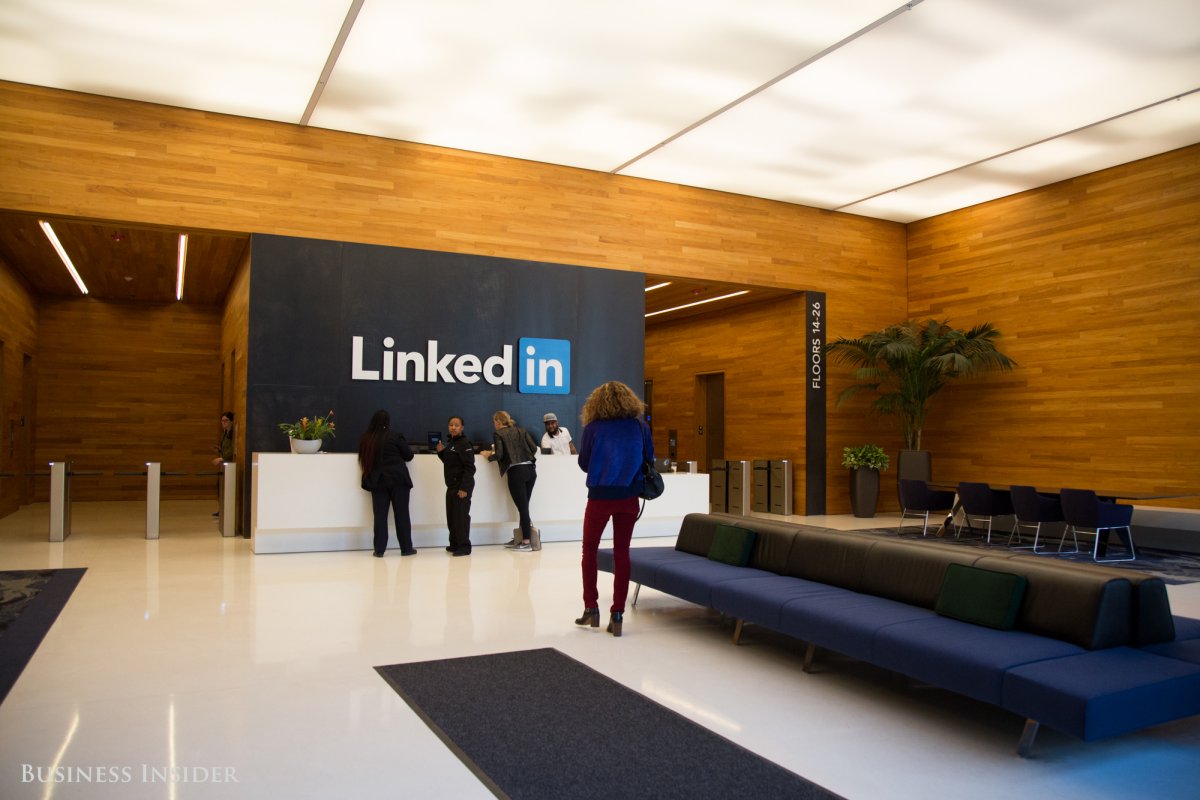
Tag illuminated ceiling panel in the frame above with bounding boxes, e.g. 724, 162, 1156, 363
0, 0, 1197, 223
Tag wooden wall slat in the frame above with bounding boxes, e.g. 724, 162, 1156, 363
0, 82, 902, 291
35, 299, 223, 502
907, 145, 1200, 505
0, 257, 38, 515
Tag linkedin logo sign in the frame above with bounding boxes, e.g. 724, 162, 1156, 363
519, 337, 570, 394
351, 335, 571, 395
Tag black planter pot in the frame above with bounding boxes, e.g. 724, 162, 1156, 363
896, 449, 932, 506
849, 468, 881, 518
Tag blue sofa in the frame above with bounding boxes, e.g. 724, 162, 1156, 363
598, 513, 1200, 755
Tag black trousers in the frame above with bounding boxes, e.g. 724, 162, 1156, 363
505, 463, 537, 539
446, 489, 472, 553
371, 484, 412, 554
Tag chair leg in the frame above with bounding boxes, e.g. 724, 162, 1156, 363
1056, 524, 1080, 554
1093, 525, 1136, 563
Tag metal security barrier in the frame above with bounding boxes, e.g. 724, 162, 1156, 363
727, 460, 750, 515
711, 460, 751, 515
710, 460, 728, 513
770, 460, 793, 515
219, 462, 237, 537
48, 461, 71, 542
752, 459, 794, 516
116, 463, 190, 539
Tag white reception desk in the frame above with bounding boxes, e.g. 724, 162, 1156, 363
251, 452, 709, 554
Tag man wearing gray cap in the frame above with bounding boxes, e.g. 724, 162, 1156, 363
540, 412, 576, 455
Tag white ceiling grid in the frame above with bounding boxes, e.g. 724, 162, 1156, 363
0, 0, 1197, 223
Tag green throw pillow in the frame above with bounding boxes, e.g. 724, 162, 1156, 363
935, 563, 1028, 630
708, 524, 756, 567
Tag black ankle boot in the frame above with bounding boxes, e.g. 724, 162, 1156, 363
575, 608, 599, 627
607, 611, 623, 637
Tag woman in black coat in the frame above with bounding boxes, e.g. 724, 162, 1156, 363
358, 409, 416, 557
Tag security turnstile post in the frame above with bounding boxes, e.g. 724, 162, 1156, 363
770, 460, 794, 516
219, 462, 237, 537
752, 460, 771, 513
709, 460, 728, 513
728, 460, 752, 516
146, 462, 161, 540
49, 460, 71, 542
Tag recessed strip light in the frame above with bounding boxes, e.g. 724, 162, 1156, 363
645, 281, 672, 292
38, 220, 88, 295
176, 234, 189, 301
645, 290, 749, 318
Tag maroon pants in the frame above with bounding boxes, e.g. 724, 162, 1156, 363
581, 496, 640, 613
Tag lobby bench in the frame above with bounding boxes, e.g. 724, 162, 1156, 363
598, 512, 1200, 756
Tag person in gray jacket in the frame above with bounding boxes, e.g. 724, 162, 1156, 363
480, 410, 539, 551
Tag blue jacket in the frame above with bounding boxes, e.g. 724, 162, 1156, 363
577, 418, 653, 500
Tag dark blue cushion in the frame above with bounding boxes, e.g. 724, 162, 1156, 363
775, 592, 935, 661
1002, 648, 1200, 740
872, 617, 1082, 704
710, 576, 848, 630
598, 546, 689, 585
649, 558, 774, 607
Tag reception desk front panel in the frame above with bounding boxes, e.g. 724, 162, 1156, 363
251, 452, 708, 554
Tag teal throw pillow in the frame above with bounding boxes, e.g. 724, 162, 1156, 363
708, 524, 756, 567
935, 563, 1028, 630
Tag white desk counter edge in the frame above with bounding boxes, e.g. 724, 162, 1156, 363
251, 452, 709, 554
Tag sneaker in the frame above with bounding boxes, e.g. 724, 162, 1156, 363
503, 540, 520, 549
513, 542, 533, 552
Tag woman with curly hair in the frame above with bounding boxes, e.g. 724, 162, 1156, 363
574, 381, 654, 637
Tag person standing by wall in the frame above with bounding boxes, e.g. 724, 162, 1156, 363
436, 415, 476, 557
210, 411, 234, 518
357, 409, 416, 557
574, 382, 653, 637
540, 412, 577, 455
480, 411, 540, 551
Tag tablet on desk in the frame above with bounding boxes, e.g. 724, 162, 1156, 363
427, 432, 442, 449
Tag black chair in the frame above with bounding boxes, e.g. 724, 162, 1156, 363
898, 479, 956, 537
1008, 485, 1073, 553
1059, 488, 1137, 562
955, 482, 1014, 544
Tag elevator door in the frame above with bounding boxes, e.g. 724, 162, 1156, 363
693, 372, 724, 471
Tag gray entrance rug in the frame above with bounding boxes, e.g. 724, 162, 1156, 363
0, 568, 86, 704
376, 647, 843, 800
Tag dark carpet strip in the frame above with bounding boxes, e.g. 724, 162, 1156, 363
0, 568, 86, 704
376, 647, 842, 800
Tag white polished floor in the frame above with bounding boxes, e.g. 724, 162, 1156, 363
1, 501, 1198, 799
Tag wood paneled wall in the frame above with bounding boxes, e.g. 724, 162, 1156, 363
2, 81, 1193, 516
647, 290, 908, 515
907, 145, 1200, 506
35, 299, 223, 501
0, 257, 38, 516
0, 82, 901, 292
220, 245, 251, 531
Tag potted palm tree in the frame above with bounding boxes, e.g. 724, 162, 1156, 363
842, 445, 890, 518
826, 319, 1016, 499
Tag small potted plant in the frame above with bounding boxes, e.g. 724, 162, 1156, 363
842, 444, 890, 518
279, 410, 336, 454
